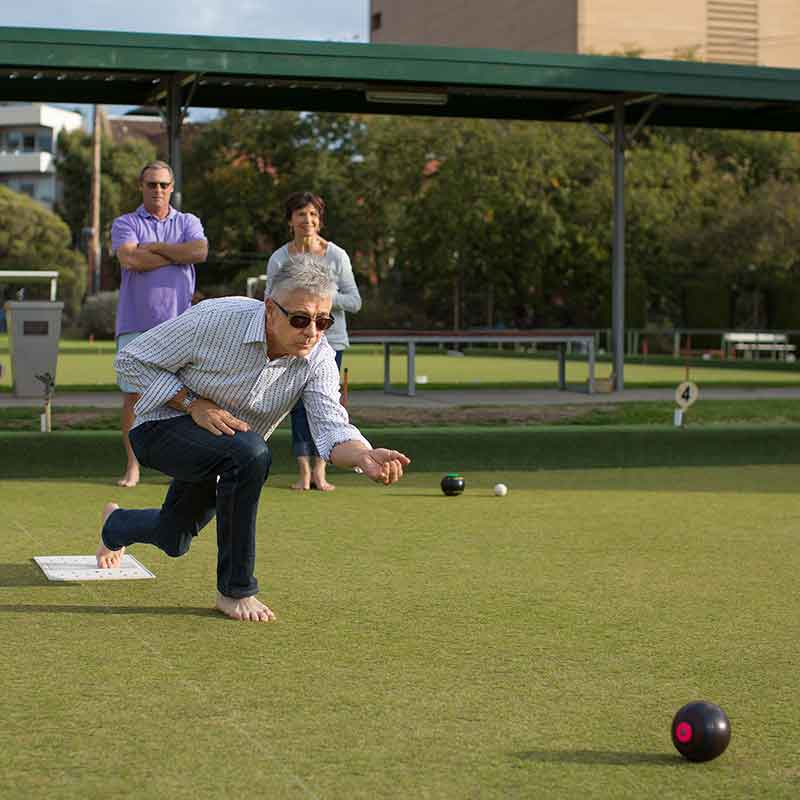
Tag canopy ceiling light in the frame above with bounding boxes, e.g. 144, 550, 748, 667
365, 89, 448, 106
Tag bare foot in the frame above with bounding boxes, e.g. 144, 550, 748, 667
215, 592, 276, 622
291, 479, 311, 491
117, 464, 140, 488
96, 502, 125, 568
310, 478, 336, 492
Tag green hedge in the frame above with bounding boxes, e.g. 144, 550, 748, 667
2, 425, 800, 479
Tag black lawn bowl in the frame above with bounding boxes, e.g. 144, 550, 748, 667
671, 701, 731, 763
440, 473, 465, 496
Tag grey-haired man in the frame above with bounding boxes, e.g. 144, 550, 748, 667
97, 255, 410, 622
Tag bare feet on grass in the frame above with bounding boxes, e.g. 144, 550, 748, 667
96, 502, 125, 568
290, 478, 335, 491
117, 464, 140, 488
215, 593, 276, 622
290, 456, 334, 491
290, 473, 335, 491
311, 460, 335, 491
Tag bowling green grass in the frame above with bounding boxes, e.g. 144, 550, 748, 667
4, 338, 800, 391
1, 461, 798, 798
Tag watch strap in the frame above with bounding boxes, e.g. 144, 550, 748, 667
181, 389, 196, 411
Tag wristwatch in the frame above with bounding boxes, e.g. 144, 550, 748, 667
180, 389, 197, 412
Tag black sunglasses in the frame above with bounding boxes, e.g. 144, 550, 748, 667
271, 299, 335, 331
145, 181, 172, 190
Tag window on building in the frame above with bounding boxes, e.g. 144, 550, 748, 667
371, 12, 382, 32
22, 133, 36, 152
20, 183, 35, 197
37, 131, 53, 153
38, 176, 55, 203
7, 131, 22, 151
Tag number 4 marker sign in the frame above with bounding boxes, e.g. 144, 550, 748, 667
675, 381, 699, 410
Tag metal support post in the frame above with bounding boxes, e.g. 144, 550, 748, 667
167, 76, 183, 209
406, 341, 416, 397
612, 99, 626, 391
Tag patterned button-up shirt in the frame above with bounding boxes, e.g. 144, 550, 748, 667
115, 296, 369, 461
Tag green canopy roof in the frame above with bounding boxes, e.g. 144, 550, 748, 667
1, 25, 800, 130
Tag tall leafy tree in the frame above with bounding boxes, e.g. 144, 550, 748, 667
0, 186, 87, 319
672, 177, 800, 327
183, 110, 364, 293
393, 118, 567, 329
55, 127, 156, 253
169, 108, 800, 331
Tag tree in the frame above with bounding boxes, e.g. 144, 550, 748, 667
0, 186, 87, 320
55, 127, 156, 259
661, 128, 800, 194
392, 118, 568, 329
673, 178, 800, 327
165, 107, 800, 332
183, 110, 366, 294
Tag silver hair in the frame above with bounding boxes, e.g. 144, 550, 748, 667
139, 160, 175, 183
267, 254, 336, 301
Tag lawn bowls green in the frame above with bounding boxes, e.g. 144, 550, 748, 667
440, 473, 465, 496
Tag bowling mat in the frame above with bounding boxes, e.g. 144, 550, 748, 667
33, 555, 155, 581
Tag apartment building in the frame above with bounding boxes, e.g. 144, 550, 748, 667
369, 0, 800, 67
0, 103, 83, 210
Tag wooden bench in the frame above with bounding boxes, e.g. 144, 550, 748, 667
679, 348, 724, 360
723, 332, 796, 361
348, 330, 597, 396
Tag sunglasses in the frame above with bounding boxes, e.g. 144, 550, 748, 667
145, 181, 172, 190
271, 299, 335, 331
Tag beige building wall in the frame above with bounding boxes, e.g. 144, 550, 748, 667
579, 0, 706, 60
369, 0, 800, 67
370, 0, 579, 53
761, 0, 800, 67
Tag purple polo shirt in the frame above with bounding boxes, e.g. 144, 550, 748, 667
111, 204, 206, 336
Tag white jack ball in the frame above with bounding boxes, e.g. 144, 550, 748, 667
493, 483, 508, 497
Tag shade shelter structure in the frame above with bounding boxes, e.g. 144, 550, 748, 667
3, 26, 800, 390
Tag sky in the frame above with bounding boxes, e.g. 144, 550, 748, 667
3, 0, 370, 121
2, 1, 369, 44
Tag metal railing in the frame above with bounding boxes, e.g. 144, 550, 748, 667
597, 328, 800, 360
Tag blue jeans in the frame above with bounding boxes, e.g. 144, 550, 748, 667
102, 416, 271, 598
291, 349, 343, 457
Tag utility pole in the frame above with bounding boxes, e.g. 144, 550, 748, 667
88, 104, 102, 293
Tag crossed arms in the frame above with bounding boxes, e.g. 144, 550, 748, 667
117, 239, 209, 273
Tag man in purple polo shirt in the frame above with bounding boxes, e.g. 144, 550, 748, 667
111, 160, 208, 488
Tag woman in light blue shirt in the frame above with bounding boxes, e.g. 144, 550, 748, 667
266, 191, 362, 491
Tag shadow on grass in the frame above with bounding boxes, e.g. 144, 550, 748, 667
0, 602, 221, 618
512, 750, 681, 767
0, 562, 62, 587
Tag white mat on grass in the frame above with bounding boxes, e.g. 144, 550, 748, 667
34, 555, 155, 581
